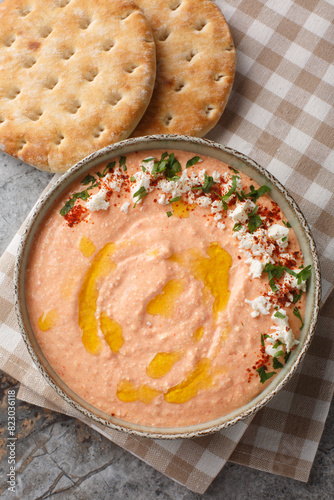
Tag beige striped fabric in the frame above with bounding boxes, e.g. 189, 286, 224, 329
0, 0, 333, 494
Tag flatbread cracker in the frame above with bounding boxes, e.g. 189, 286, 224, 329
133, 0, 236, 137
0, 0, 156, 172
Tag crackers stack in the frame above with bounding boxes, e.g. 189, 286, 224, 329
0, 0, 236, 173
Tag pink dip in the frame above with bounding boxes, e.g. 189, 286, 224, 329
25, 150, 307, 427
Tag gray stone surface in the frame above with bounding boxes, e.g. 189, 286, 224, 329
0, 152, 333, 499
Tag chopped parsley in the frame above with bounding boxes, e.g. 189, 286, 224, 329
273, 350, 284, 358
263, 263, 286, 292
119, 156, 127, 171
215, 175, 239, 209
166, 211, 172, 217
133, 186, 148, 207
235, 191, 246, 202
264, 263, 311, 292
60, 190, 90, 216
169, 196, 180, 203
245, 184, 271, 203
284, 351, 291, 363
293, 306, 304, 329
273, 339, 283, 349
256, 366, 276, 384
96, 161, 115, 178
186, 156, 202, 168
60, 173, 99, 216
151, 152, 181, 180
295, 265, 312, 285
285, 264, 312, 285
248, 205, 263, 233
273, 357, 283, 369
274, 311, 286, 319
233, 222, 243, 232
192, 172, 216, 194
81, 174, 97, 186
292, 291, 303, 304
221, 175, 238, 200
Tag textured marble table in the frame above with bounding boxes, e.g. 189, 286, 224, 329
0, 153, 333, 499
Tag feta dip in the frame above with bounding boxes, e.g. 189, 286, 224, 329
25, 150, 310, 427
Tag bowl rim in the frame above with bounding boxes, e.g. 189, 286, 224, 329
14, 134, 321, 439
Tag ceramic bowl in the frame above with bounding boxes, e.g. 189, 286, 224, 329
14, 135, 321, 439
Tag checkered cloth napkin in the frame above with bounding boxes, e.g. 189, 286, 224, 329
1, 0, 333, 494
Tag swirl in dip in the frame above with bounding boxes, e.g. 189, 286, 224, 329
25, 150, 309, 427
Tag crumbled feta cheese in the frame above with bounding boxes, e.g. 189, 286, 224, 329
197, 196, 211, 208
212, 171, 221, 183
198, 168, 206, 183
158, 170, 192, 198
131, 171, 151, 203
120, 202, 130, 213
283, 272, 306, 292
158, 194, 167, 205
245, 296, 271, 317
265, 344, 283, 357
229, 200, 255, 223
236, 176, 242, 189
268, 224, 289, 248
211, 200, 223, 214
246, 258, 264, 279
86, 189, 109, 211
142, 159, 155, 173
104, 166, 123, 192
187, 192, 196, 204
270, 309, 299, 352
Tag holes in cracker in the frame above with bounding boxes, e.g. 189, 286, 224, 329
125, 64, 138, 74
174, 81, 185, 92
17, 138, 27, 152
102, 40, 115, 51
26, 109, 43, 121
205, 105, 215, 116
39, 26, 53, 38
93, 125, 105, 138
214, 74, 225, 82
23, 56, 37, 69
185, 50, 198, 62
19, 6, 32, 17
157, 27, 170, 42
45, 76, 59, 90
62, 48, 75, 60
3, 35, 16, 47
67, 99, 81, 114
54, 133, 65, 145
163, 114, 173, 126
170, 1, 181, 11
79, 17, 92, 30
120, 10, 135, 20
106, 92, 122, 106
84, 68, 98, 82
195, 20, 207, 31
8, 87, 21, 100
